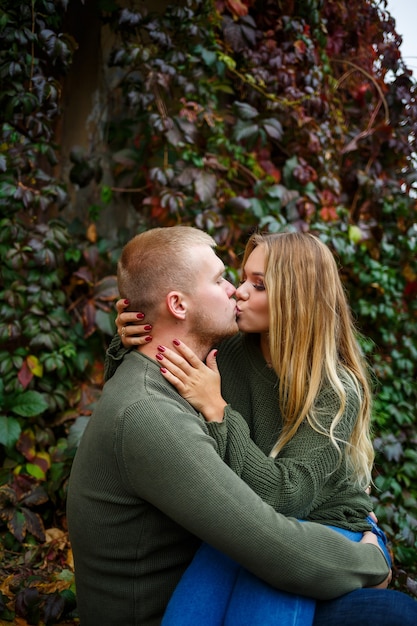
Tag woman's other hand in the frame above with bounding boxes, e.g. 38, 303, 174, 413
156, 340, 227, 422
115, 298, 152, 348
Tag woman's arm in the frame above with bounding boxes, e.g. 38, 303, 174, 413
155, 340, 372, 524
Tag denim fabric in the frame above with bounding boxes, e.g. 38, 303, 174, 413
325, 516, 392, 567
161, 546, 240, 625
162, 521, 397, 626
315, 588, 417, 626
162, 543, 315, 626
223, 566, 315, 626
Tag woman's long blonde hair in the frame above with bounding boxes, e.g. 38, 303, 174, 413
242, 232, 374, 488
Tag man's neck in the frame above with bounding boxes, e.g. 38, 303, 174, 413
137, 328, 210, 363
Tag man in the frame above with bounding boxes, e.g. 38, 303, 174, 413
67, 226, 389, 626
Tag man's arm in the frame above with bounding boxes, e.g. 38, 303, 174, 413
120, 391, 390, 600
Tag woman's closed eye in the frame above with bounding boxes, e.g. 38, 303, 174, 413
238, 279, 265, 291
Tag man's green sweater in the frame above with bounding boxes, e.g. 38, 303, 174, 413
67, 345, 389, 625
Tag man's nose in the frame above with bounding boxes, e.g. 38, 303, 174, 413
225, 280, 236, 297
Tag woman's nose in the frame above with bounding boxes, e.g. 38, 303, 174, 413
236, 283, 249, 300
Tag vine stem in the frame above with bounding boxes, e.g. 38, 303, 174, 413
29, 0, 35, 92
333, 58, 390, 124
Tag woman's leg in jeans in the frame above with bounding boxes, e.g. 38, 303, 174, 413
223, 567, 315, 626
162, 542, 315, 626
162, 543, 240, 625
314, 588, 417, 626
163, 519, 392, 625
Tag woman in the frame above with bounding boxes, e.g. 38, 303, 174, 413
107, 232, 395, 624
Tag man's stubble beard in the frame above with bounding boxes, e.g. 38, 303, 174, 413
188, 309, 238, 354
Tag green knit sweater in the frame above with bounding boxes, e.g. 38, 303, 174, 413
210, 332, 372, 530
104, 332, 373, 530
67, 343, 388, 625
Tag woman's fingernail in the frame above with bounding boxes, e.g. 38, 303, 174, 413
173, 339, 180, 346
137, 312, 145, 319
144, 325, 152, 331
145, 336, 153, 342
124, 299, 130, 305
160, 367, 167, 374
157, 345, 166, 352
156, 353, 164, 361
213, 350, 218, 357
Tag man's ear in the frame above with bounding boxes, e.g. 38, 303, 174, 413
166, 291, 187, 320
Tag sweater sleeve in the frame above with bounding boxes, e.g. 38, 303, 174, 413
104, 333, 130, 382
207, 384, 370, 521
119, 393, 389, 598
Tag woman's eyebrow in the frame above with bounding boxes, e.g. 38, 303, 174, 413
245, 269, 265, 277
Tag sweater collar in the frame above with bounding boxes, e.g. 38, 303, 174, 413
241, 333, 278, 383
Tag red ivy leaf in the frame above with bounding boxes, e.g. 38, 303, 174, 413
17, 360, 34, 389
21, 485, 49, 508
22, 507, 46, 542
43, 593, 66, 624
226, 0, 249, 18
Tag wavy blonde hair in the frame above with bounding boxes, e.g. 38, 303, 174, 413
242, 232, 374, 488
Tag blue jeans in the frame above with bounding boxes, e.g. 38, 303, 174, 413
162, 521, 402, 626
162, 544, 417, 626
315, 588, 417, 626
325, 515, 392, 566
162, 544, 315, 626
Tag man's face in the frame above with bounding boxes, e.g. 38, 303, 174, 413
187, 245, 238, 348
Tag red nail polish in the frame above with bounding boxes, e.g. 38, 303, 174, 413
157, 345, 166, 352
124, 299, 129, 305
160, 367, 167, 374
137, 313, 145, 319
213, 350, 218, 357
145, 336, 152, 342
156, 353, 164, 361
173, 339, 180, 346
144, 325, 152, 331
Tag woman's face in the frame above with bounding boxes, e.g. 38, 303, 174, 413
235, 245, 270, 334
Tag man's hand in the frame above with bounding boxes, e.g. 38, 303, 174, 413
360, 531, 392, 589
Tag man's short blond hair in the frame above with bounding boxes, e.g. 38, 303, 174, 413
117, 226, 216, 317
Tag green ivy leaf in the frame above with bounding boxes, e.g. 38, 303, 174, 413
262, 118, 283, 141
12, 391, 49, 418
233, 121, 259, 142
234, 101, 259, 120
0, 415, 22, 447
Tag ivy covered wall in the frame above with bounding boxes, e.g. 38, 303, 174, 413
0, 0, 416, 621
